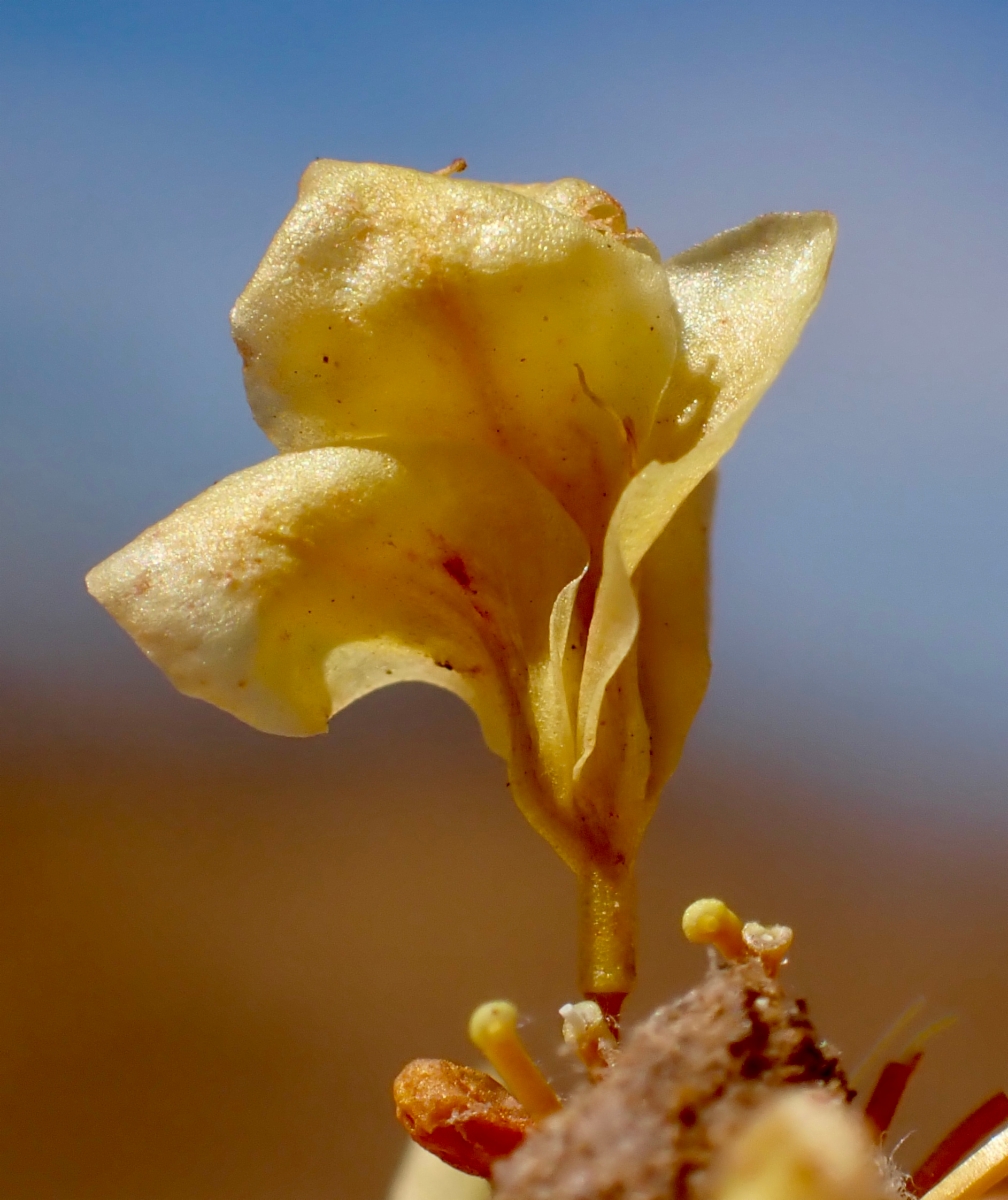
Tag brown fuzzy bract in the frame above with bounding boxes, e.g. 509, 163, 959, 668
393, 1057, 531, 1178
494, 958, 855, 1200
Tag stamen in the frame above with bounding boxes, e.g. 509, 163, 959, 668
559, 1000, 617, 1080
907, 1014, 959, 1056
864, 1052, 923, 1138
850, 997, 926, 1092
919, 1126, 1008, 1200
861, 1015, 957, 1140
433, 158, 468, 175
741, 921, 793, 977
682, 898, 747, 962
911, 1093, 1008, 1197
468, 1000, 562, 1121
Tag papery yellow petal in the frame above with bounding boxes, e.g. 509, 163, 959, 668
636, 471, 715, 798
86, 442, 590, 864
499, 178, 629, 230
645, 211, 838, 463
499, 178, 661, 259
577, 213, 836, 772
527, 568, 586, 807
570, 646, 651, 866
231, 160, 677, 553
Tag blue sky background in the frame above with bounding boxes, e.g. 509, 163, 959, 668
2, 1, 1006, 811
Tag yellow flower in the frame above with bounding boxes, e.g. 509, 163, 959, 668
86, 161, 835, 1004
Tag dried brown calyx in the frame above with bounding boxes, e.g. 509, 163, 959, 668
393, 899, 862, 1194
493, 954, 862, 1200
392, 900, 1008, 1200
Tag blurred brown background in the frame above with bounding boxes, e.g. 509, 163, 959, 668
3, 671, 1006, 1200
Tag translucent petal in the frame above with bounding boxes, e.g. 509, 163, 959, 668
231, 161, 677, 554
645, 210, 838, 463
571, 646, 651, 865
86, 442, 590, 864
577, 212, 836, 772
636, 472, 716, 798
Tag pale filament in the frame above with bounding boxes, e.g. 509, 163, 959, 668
468, 1000, 562, 1121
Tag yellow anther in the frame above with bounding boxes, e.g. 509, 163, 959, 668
742, 921, 794, 976
559, 1000, 617, 1080
682, 898, 747, 961
468, 1000, 561, 1121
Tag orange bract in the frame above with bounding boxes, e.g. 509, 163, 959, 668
393, 1058, 530, 1179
